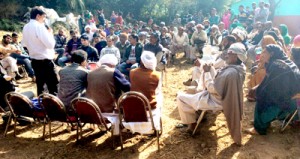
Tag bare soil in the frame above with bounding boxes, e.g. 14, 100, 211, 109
1, 52, 300, 159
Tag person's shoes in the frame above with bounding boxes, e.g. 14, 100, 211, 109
175, 123, 188, 128
31, 76, 36, 82
183, 79, 192, 86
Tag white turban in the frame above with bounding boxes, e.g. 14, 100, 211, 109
141, 51, 157, 70
97, 54, 118, 66
228, 43, 247, 62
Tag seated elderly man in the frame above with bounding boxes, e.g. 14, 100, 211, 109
190, 24, 207, 59
86, 54, 130, 113
58, 50, 89, 110
176, 43, 247, 145
170, 26, 189, 61
183, 35, 236, 87
0, 34, 20, 78
130, 51, 161, 109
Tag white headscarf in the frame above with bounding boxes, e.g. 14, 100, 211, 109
97, 54, 118, 66
228, 43, 247, 62
141, 51, 157, 70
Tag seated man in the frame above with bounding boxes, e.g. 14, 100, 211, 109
78, 34, 99, 62
58, 50, 89, 110
170, 26, 189, 60
0, 64, 15, 110
118, 34, 143, 76
176, 43, 247, 145
183, 35, 236, 88
0, 34, 20, 78
130, 51, 161, 109
54, 29, 67, 64
100, 36, 121, 63
114, 33, 129, 61
57, 30, 81, 67
86, 54, 130, 113
11, 33, 35, 81
144, 33, 166, 71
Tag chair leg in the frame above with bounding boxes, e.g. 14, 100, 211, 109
120, 124, 123, 150
156, 130, 160, 151
42, 119, 46, 140
49, 121, 52, 141
13, 118, 17, 137
4, 114, 12, 137
76, 124, 79, 142
281, 110, 298, 132
192, 110, 206, 136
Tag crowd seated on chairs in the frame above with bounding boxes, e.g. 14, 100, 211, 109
2, 4, 300, 151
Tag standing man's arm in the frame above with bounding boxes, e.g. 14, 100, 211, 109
36, 25, 56, 49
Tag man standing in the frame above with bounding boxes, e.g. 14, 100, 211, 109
22, 6, 59, 95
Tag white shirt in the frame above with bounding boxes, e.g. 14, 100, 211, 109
100, 46, 121, 63
173, 32, 189, 46
22, 19, 56, 60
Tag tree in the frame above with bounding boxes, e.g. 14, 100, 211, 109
268, 0, 283, 21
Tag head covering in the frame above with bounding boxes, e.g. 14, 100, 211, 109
232, 28, 247, 41
261, 35, 277, 49
228, 43, 247, 62
97, 54, 118, 66
141, 51, 157, 70
293, 35, 300, 48
265, 44, 288, 63
196, 24, 204, 29
279, 24, 291, 45
84, 25, 91, 30
291, 47, 300, 68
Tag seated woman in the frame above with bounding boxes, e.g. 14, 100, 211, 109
247, 35, 278, 101
247, 44, 300, 135
176, 43, 247, 145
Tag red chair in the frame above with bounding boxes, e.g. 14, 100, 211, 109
88, 62, 98, 71
38, 93, 76, 140
117, 91, 162, 151
71, 97, 113, 142
4, 92, 45, 137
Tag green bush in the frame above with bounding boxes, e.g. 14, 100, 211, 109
0, 19, 24, 32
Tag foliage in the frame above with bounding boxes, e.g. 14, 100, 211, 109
0, 19, 24, 32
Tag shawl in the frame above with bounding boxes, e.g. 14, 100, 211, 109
256, 44, 300, 113
214, 64, 246, 144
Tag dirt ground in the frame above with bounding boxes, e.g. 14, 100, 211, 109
1, 53, 300, 159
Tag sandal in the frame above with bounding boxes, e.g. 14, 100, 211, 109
175, 123, 188, 128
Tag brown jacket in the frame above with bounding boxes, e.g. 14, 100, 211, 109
130, 67, 160, 109
86, 65, 130, 112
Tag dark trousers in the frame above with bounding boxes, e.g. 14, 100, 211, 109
31, 59, 58, 95
10, 53, 35, 77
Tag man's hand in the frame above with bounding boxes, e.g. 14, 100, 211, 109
203, 64, 211, 72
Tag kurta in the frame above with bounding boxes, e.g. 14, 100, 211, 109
177, 64, 245, 144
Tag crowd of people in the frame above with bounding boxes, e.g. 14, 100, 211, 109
0, 2, 300, 146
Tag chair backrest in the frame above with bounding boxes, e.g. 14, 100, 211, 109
88, 62, 98, 71
5, 92, 34, 117
38, 93, 67, 122
117, 91, 151, 122
71, 97, 108, 129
